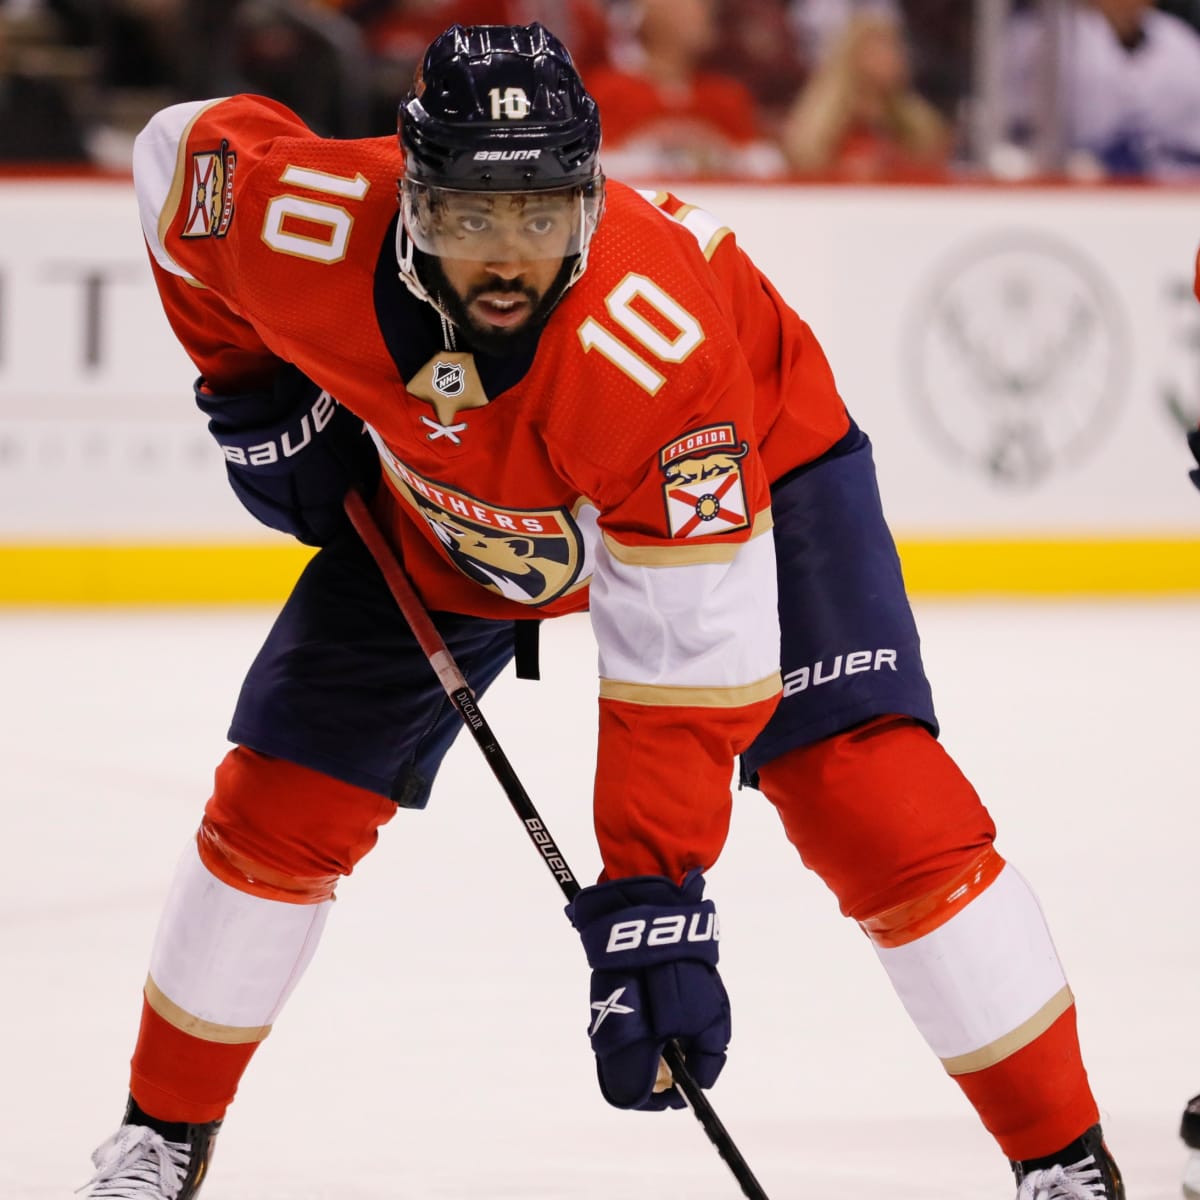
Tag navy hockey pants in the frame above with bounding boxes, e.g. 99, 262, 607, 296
228, 422, 937, 808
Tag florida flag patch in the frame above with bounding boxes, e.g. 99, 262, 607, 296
182, 141, 236, 239
660, 424, 750, 538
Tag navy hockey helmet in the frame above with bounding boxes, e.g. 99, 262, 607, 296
399, 22, 602, 192
396, 24, 605, 309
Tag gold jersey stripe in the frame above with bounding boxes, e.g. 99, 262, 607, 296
600, 671, 782, 709
603, 509, 774, 567
145, 974, 273, 1045
941, 985, 1074, 1076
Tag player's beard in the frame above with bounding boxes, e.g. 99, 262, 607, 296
421, 253, 576, 357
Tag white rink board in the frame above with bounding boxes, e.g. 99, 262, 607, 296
0, 178, 1198, 540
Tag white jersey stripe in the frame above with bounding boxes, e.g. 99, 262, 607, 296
635, 190, 732, 260
590, 527, 779, 691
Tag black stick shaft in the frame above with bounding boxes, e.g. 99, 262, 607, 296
344, 490, 770, 1200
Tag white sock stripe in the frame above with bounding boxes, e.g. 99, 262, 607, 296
872, 863, 1068, 1060
148, 840, 332, 1029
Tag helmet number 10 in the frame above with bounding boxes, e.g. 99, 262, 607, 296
488, 87, 530, 120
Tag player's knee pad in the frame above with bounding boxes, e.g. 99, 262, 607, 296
756, 714, 997, 923
199, 746, 398, 902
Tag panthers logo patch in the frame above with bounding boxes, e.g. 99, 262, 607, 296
375, 449, 585, 606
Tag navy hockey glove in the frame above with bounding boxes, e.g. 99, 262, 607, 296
565, 871, 729, 1111
195, 365, 379, 546
1189, 426, 1200, 491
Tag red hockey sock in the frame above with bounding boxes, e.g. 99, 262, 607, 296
952, 1006, 1099, 1162
129, 996, 260, 1124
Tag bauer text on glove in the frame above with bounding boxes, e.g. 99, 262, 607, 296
195, 364, 380, 545
565, 870, 729, 1111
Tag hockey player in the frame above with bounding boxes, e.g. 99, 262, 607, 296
81, 23, 1125, 1199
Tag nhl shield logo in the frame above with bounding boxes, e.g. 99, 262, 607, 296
432, 361, 467, 398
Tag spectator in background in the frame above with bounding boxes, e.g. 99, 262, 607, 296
584, 0, 786, 179
1002, 0, 1200, 178
92, 0, 182, 93
896, 0, 974, 127
327, 1, 456, 131
789, 0, 900, 61
0, 7, 90, 162
780, 9, 951, 179
704, 0, 811, 137
789, 0, 972, 137
230, 0, 353, 135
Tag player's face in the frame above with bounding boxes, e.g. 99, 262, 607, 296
404, 183, 591, 349
438, 253, 565, 340
433, 193, 573, 336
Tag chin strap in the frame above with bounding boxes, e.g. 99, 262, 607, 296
396, 219, 452, 320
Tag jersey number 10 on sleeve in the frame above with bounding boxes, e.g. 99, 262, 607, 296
577, 274, 704, 395
260, 166, 371, 263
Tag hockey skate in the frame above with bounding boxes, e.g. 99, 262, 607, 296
78, 1097, 220, 1199
1181, 1093, 1200, 1199
1011, 1124, 1124, 1199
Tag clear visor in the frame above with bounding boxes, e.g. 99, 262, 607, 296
401, 180, 602, 263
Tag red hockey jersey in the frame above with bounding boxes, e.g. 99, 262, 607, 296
133, 95, 850, 879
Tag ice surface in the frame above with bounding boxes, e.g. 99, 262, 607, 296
1, 601, 1196, 1198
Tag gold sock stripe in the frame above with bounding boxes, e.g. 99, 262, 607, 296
145, 974, 272, 1045
941, 985, 1074, 1075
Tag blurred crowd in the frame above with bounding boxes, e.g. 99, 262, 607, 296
2, 0, 1200, 182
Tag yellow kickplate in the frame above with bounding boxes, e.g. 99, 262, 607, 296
0, 538, 1198, 603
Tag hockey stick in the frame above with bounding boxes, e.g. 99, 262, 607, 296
343, 488, 770, 1200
